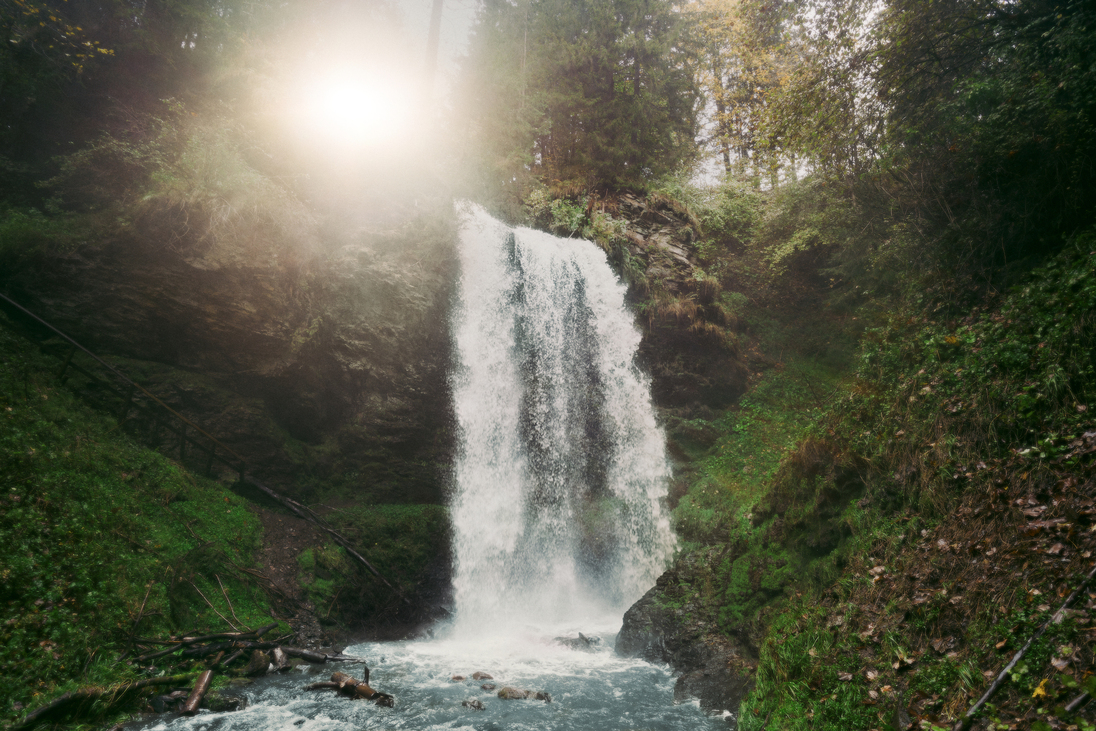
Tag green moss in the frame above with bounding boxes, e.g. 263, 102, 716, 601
0, 311, 281, 724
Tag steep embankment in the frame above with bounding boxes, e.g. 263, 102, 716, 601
0, 310, 284, 726
619, 223, 1096, 730
2, 195, 457, 508
0, 192, 460, 730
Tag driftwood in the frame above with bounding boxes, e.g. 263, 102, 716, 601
181, 670, 213, 716
306, 671, 393, 707
14, 673, 199, 730
134, 623, 280, 662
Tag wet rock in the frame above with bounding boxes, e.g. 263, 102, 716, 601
243, 649, 272, 677
471, 671, 493, 680
480, 683, 496, 691
272, 646, 290, 671
450, 675, 465, 682
497, 687, 551, 702
462, 699, 485, 710
617, 549, 757, 724
554, 632, 600, 651
2, 210, 459, 510
203, 692, 248, 712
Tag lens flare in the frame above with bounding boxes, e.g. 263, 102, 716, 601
298, 69, 418, 152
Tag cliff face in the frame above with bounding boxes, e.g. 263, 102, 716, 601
4, 203, 458, 505
616, 547, 758, 725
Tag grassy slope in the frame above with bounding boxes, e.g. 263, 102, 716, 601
0, 310, 284, 726
726, 240, 1096, 729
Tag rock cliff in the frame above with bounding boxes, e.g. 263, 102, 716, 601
616, 547, 758, 726
3, 202, 457, 506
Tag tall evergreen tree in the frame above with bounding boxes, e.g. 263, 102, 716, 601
458, 0, 700, 194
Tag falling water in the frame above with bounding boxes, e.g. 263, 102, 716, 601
126, 206, 730, 731
448, 203, 676, 631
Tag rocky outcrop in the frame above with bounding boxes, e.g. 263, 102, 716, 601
2, 203, 458, 505
616, 547, 757, 725
601, 193, 749, 460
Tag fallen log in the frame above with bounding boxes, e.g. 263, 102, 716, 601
281, 647, 368, 664
134, 624, 284, 663
326, 671, 392, 706
305, 681, 341, 691
181, 670, 214, 716
324, 651, 370, 664
219, 648, 245, 667
14, 673, 199, 730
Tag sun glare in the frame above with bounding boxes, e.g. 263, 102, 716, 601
297, 69, 420, 153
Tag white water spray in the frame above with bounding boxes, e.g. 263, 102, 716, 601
448, 204, 676, 632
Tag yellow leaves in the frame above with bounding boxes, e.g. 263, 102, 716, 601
1032, 678, 1049, 698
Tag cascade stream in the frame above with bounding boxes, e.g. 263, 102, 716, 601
131, 206, 728, 731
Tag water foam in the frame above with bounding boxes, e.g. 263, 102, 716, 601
448, 203, 676, 633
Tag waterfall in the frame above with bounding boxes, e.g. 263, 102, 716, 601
448, 203, 676, 631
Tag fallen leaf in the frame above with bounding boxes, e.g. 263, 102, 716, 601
1051, 657, 1070, 671
1032, 678, 1048, 698
838, 672, 853, 682
1048, 543, 1065, 555
866, 669, 879, 681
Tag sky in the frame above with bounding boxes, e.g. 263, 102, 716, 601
391, 0, 479, 96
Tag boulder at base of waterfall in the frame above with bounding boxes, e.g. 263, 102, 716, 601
553, 632, 600, 651
462, 699, 485, 710
481, 683, 496, 691
497, 687, 551, 702
243, 650, 272, 677
471, 671, 493, 680
616, 548, 758, 719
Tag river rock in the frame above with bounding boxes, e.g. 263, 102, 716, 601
616, 548, 757, 724
471, 671, 493, 680
497, 687, 551, 702
462, 698, 485, 710
450, 675, 465, 682
202, 691, 248, 712
480, 683, 496, 691
243, 650, 272, 677
553, 632, 600, 651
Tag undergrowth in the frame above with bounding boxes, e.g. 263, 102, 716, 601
0, 310, 283, 725
737, 234, 1096, 729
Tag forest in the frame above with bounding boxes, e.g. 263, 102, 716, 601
2, 0, 1095, 728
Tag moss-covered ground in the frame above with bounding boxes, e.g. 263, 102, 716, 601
684, 236, 1096, 730
0, 308, 290, 726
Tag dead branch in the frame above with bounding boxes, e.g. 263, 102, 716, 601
186, 579, 240, 632
953, 562, 1096, 731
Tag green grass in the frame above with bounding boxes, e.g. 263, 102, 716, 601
0, 311, 283, 725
